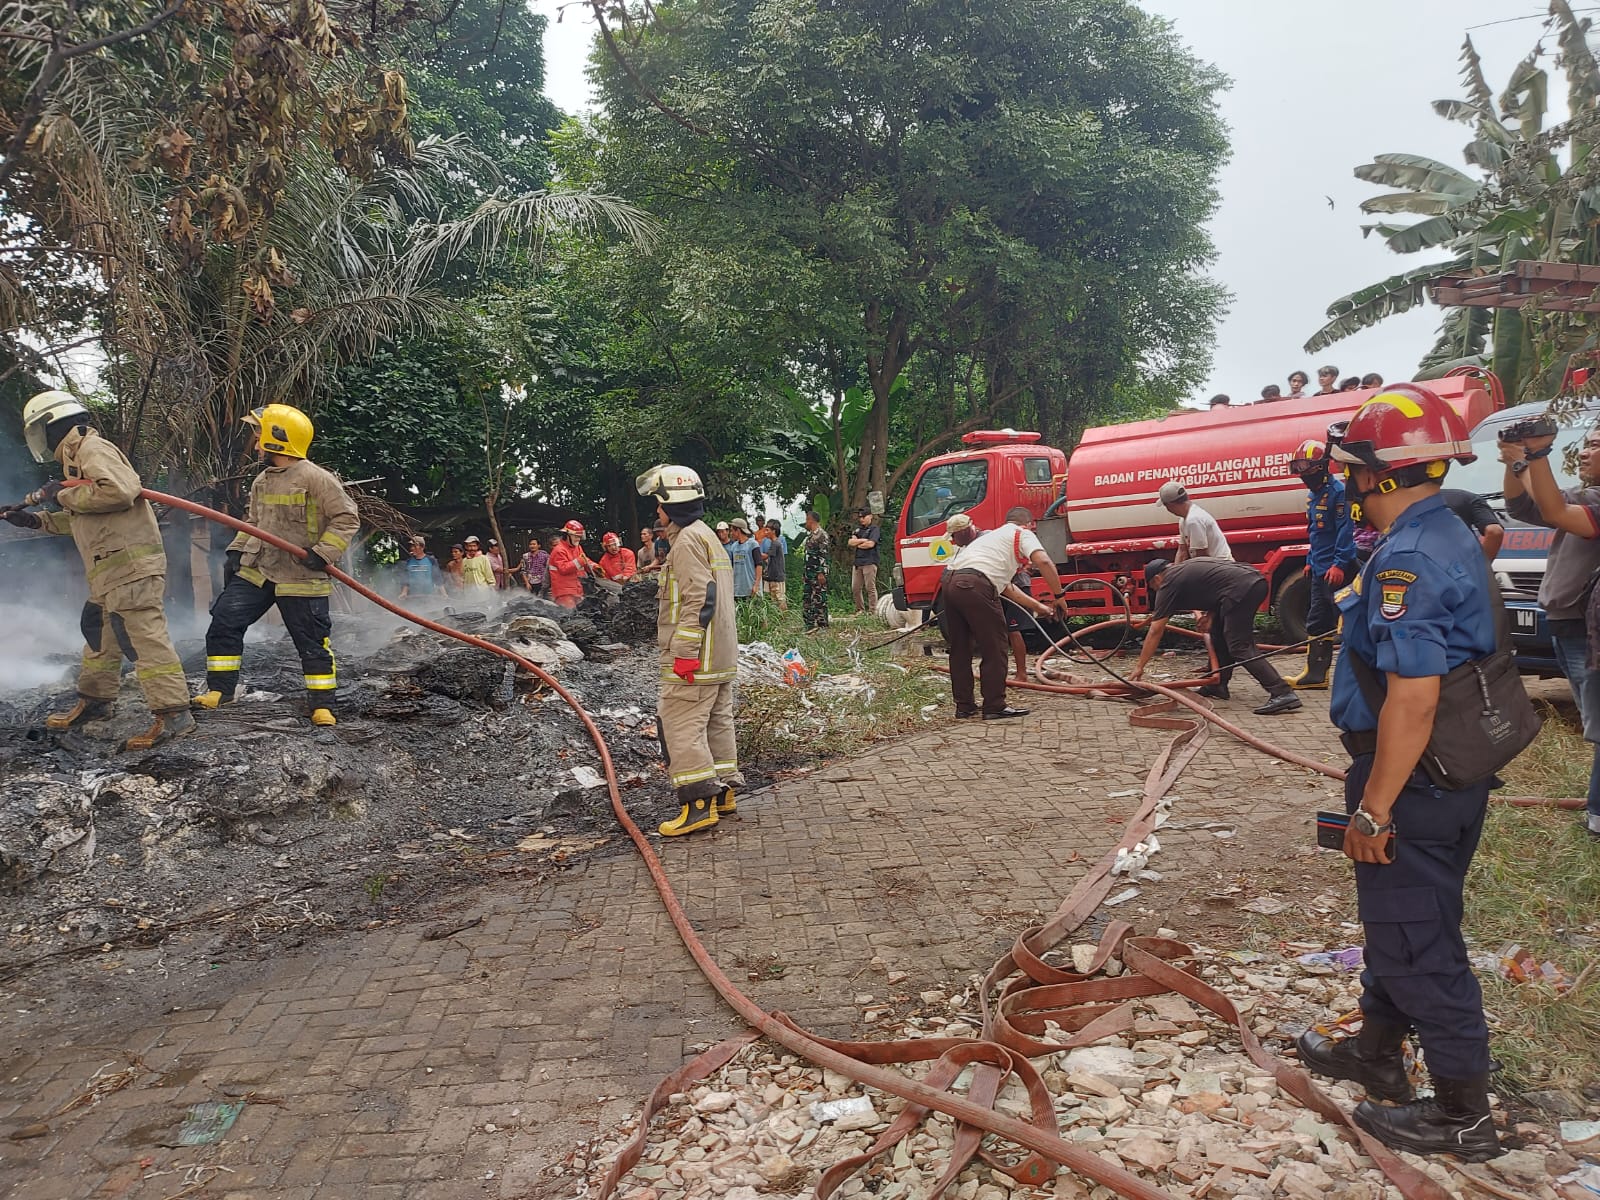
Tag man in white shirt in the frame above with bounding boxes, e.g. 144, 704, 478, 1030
942, 506, 1067, 720
1157, 481, 1232, 562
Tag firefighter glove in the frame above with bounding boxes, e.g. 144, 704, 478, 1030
301, 548, 329, 572
1322, 564, 1346, 588
3, 508, 41, 528
223, 549, 243, 581
672, 657, 701, 683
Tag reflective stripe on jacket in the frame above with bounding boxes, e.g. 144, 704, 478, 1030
38, 427, 166, 601
228, 458, 359, 597
657, 519, 737, 684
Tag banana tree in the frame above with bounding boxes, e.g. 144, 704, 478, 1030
1306, 4, 1600, 402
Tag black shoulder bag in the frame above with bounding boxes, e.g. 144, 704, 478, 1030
1346, 575, 1543, 790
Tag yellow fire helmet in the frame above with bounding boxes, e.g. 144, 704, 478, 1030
257, 403, 313, 459
21, 389, 90, 463
636, 463, 705, 504
240, 405, 266, 430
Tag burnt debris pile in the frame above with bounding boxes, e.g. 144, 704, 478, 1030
0, 580, 667, 989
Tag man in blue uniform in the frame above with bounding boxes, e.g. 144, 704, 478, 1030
1294, 384, 1501, 1162
1287, 437, 1356, 689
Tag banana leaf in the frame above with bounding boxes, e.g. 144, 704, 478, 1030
1303, 254, 1472, 353
1354, 153, 1479, 198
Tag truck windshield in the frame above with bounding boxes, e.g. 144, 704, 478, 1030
907, 461, 988, 534
1454, 403, 1598, 500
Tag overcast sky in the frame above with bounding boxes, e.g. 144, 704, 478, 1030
531, 0, 1545, 407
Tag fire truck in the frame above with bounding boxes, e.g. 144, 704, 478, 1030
891, 375, 1504, 640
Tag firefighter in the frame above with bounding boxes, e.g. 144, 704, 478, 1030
636, 464, 740, 836
194, 403, 358, 726
1295, 384, 1501, 1162
549, 519, 595, 609
1287, 437, 1356, 689
5, 391, 194, 750
598, 532, 638, 582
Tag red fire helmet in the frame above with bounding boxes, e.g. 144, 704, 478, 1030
563, 519, 586, 535
1328, 383, 1475, 472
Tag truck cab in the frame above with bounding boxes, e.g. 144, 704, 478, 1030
893, 431, 1067, 609
1452, 398, 1600, 676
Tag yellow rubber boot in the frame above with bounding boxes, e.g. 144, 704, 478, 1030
192, 690, 234, 710
659, 796, 719, 837
1288, 639, 1333, 690
46, 697, 113, 730
310, 708, 337, 727
714, 786, 738, 816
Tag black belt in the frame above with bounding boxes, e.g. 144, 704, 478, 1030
951, 568, 987, 577
1340, 730, 1378, 757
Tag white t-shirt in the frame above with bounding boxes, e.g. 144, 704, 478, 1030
1181, 504, 1232, 559
951, 523, 1043, 591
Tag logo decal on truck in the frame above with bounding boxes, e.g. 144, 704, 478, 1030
929, 537, 954, 563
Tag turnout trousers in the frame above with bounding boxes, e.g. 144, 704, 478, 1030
204, 576, 337, 710
1209, 576, 1291, 699
1345, 753, 1492, 1078
943, 570, 1010, 715
659, 678, 742, 801
76, 576, 189, 713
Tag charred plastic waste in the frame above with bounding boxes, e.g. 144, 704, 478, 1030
0, 579, 665, 994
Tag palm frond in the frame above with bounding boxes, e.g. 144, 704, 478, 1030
1303, 255, 1472, 353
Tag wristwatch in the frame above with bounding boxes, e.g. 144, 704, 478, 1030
1352, 808, 1394, 837
1510, 459, 1530, 476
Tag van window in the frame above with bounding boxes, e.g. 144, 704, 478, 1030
906, 461, 989, 534
1023, 457, 1053, 484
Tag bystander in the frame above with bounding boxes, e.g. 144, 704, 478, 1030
847, 509, 882, 612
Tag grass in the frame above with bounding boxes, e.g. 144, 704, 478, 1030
1465, 702, 1600, 1090
730, 595, 951, 767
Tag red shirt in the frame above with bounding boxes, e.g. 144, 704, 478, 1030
599, 547, 637, 581
549, 539, 592, 599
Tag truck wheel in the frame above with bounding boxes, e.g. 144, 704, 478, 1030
1274, 572, 1310, 643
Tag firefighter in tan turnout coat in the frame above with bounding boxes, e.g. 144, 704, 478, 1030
4, 391, 194, 750
637, 464, 742, 836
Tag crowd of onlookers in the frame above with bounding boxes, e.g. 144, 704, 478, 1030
390, 508, 890, 633
1206, 365, 1385, 410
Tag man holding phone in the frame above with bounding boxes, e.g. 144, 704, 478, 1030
1295, 386, 1502, 1162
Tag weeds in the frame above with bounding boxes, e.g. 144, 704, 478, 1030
732, 602, 948, 767
1464, 704, 1600, 1089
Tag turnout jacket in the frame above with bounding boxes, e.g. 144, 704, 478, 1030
657, 518, 737, 684
38, 427, 166, 601
228, 458, 358, 596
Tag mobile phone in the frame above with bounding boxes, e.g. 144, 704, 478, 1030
1316, 810, 1349, 851
1317, 810, 1395, 855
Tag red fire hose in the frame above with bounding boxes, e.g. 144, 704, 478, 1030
22, 485, 1570, 1199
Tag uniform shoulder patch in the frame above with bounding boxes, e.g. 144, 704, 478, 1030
1374, 568, 1417, 620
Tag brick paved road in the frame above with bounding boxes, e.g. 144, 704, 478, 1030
0, 680, 1346, 1199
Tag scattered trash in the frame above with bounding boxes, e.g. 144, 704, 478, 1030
175, 1100, 244, 1146
1241, 895, 1290, 916
1294, 947, 1364, 972
7, 1123, 48, 1140
570, 766, 605, 790
780, 648, 810, 686
1111, 835, 1161, 876
1103, 887, 1141, 907
809, 1095, 874, 1124
1561, 1120, 1600, 1145
1498, 943, 1576, 991
1106, 788, 1141, 799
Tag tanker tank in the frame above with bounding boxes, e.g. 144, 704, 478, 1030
1062, 378, 1496, 543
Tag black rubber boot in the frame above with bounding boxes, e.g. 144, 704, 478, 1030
714, 785, 738, 816
659, 791, 719, 837
1296, 1019, 1414, 1102
1354, 1075, 1502, 1162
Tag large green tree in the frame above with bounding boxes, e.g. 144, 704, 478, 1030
579, 0, 1228, 509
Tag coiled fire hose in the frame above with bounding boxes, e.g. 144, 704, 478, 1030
22, 486, 1564, 1199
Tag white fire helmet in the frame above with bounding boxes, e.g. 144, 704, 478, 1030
22, 390, 90, 463
636, 464, 705, 504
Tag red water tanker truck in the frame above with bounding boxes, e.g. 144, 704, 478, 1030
891, 375, 1503, 640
